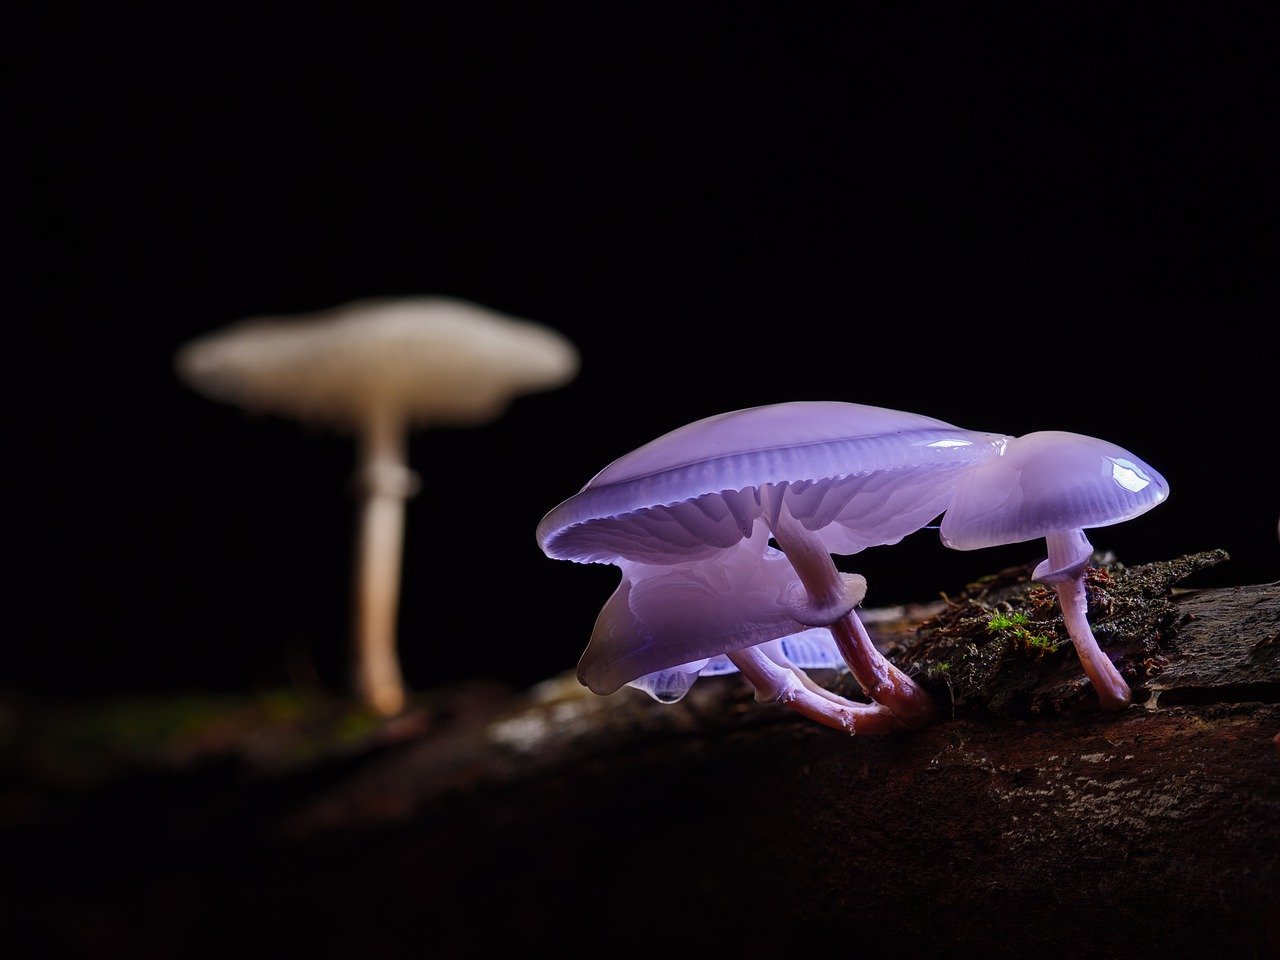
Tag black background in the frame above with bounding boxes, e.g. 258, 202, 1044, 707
15, 6, 1279, 700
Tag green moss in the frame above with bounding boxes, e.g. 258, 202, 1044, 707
1020, 633, 1061, 654
987, 610, 1061, 654
986, 610, 1029, 632
895, 550, 1229, 717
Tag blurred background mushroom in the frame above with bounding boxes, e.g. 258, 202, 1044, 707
176, 297, 579, 714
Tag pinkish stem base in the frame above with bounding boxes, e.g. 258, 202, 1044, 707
727, 646, 900, 736
1042, 529, 1131, 711
829, 612, 935, 728
766, 497, 934, 728
1054, 575, 1132, 711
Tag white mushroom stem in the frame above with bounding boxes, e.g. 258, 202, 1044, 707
353, 407, 418, 716
726, 646, 900, 736
769, 507, 934, 728
1045, 529, 1131, 711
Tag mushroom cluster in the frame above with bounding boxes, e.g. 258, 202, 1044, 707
538, 402, 1167, 734
179, 297, 579, 715
538, 401, 1010, 733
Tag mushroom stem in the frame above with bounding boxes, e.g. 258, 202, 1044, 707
352, 407, 416, 716
774, 650, 866, 708
726, 646, 900, 736
829, 615, 935, 726
768, 506, 934, 728
1045, 530, 1131, 711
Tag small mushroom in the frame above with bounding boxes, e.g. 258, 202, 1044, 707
177, 297, 579, 715
538, 400, 1008, 731
939, 431, 1169, 709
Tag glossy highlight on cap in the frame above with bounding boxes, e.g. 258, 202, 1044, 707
539, 401, 1008, 565
940, 431, 1168, 552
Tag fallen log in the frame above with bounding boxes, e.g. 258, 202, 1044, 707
8, 556, 1279, 958
279, 555, 1279, 958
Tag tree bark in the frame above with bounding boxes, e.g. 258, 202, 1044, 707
9, 569, 1278, 959
280, 576, 1279, 959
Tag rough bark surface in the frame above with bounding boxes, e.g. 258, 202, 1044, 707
7, 570, 1279, 959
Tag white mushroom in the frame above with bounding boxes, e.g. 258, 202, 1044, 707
177, 297, 579, 715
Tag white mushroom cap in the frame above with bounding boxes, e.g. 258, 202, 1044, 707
176, 297, 580, 429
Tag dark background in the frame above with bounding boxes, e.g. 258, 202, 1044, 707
15, 6, 1279, 700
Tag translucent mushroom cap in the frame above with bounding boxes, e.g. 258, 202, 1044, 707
175, 297, 579, 429
939, 431, 1169, 551
629, 627, 846, 704
578, 529, 868, 695
538, 401, 1008, 565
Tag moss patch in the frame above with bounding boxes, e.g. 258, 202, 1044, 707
893, 550, 1230, 717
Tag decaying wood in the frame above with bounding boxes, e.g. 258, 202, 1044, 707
8, 562, 1279, 959
270, 564, 1279, 959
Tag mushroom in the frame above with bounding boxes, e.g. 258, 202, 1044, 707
538, 400, 1009, 731
177, 297, 579, 715
585, 529, 892, 732
939, 430, 1169, 709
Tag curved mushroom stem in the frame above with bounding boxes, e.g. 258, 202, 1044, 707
767, 504, 934, 728
352, 408, 417, 716
773, 650, 865, 708
727, 646, 900, 736
1044, 529, 1131, 711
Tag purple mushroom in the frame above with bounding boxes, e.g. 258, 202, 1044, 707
940, 431, 1169, 709
538, 401, 1008, 731
583, 529, 890, 732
